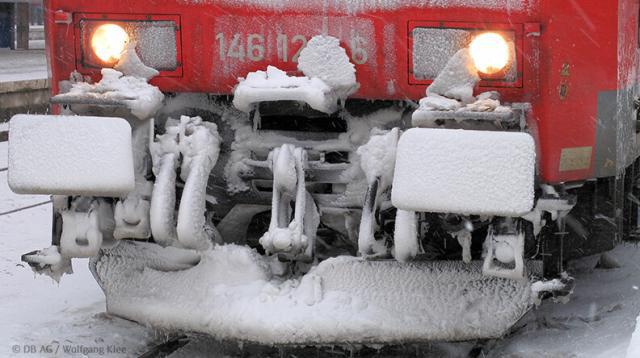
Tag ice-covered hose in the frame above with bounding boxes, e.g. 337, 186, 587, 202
150, 126, 180, 246
176, 117, 220, 250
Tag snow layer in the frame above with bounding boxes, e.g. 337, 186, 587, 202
391, 128, 535, 216
55, 69, 164, 120
233, 66, 337, 113
8, 115, 135, 197
0, 48, 48, 83
93, 240, 533, 343
489, 245, 640, 357
427, 48, 479, 104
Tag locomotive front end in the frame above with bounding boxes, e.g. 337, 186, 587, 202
8, 0, 636, 345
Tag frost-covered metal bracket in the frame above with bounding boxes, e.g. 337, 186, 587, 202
50, 94, 136, 107
258, 144, 320, 261
412, 106, 522, 128
482, 223, 526, 280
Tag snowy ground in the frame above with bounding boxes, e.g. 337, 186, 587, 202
0, 49, 48, 84
489, 246, 640, 357
3, 140, 640, 357
0, 141, 156, 358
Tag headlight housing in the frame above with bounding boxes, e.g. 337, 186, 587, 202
410, 24, 518, 86
77, 15, 182, 76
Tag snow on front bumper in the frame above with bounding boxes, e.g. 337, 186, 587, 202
91, 241, 534, 344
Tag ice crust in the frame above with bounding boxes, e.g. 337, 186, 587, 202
55, 69, 164, 120
233, 35, 357, 114
391, 128, 535, 216
8, 115, 135, 197
93, 241, 533, 344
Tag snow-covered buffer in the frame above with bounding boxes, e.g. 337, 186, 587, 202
8, 115, 135, 197
391, 128, 535, 217
233, 35, 358, 114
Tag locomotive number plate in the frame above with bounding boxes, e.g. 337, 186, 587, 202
213, 14, 376, 75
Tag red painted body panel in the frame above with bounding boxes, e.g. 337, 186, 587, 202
43, 0, 638, 183
536, 1, 621, 183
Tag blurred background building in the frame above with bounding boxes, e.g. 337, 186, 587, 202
0, 0, 44, 50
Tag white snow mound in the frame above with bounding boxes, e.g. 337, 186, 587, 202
418, 93, 463, 111
8, 115, 135, 196
297, 35, 358, 94
233, 35, 358, 114
114, 42, 160, 81
392, 128, 535, 216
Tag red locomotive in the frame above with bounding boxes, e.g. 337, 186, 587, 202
8, 0, 640, 343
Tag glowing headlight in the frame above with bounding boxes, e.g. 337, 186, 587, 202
91, 24, 129, 64
469, 32, 510, 75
